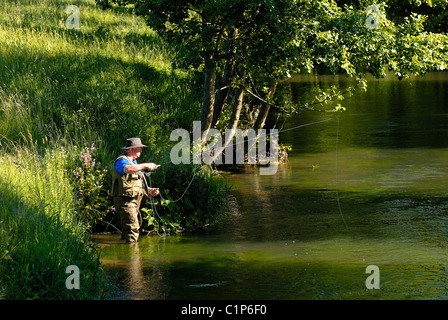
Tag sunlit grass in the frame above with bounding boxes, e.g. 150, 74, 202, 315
0, 139, 109, 299
0, 0, 201, 164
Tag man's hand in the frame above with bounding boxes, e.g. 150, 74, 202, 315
149, 188, 159, 197
145, 163, 160, 171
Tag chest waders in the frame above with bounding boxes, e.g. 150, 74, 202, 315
112, 155, 148, 243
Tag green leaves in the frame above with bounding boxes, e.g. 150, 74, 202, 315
161, 198, 174, 208
140, 163, 230, 233
101, 0, 448, 134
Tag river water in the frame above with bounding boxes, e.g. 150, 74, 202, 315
95, 71, 448, 300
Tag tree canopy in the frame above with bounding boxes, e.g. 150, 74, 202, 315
98, 0, 448, 141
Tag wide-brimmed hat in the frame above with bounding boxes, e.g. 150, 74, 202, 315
121, 137, 147, 149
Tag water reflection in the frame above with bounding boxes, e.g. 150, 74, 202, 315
100, 238, 170, 299
282, 72, 448, 153
123, 243, 146, 300
98, 225, 448, 300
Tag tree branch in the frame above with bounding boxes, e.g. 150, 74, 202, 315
244, 87, 291, 113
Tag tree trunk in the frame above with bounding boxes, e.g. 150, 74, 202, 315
211, 28, 238, 129
209, 75, 246, 164
227, 80, 245, 131
211, 57, 235, 128
253, 80, 278, 131
201, 54, 217, 145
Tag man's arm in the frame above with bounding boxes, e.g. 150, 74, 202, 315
124, 163, 159, 174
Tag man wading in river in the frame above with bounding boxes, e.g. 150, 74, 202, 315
112, 137, 160, 243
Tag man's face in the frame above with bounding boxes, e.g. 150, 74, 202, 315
129, 147, 142, 159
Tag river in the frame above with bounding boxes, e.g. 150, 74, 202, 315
94, 71, 448, 300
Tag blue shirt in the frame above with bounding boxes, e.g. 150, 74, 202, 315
114, 152, 137, 175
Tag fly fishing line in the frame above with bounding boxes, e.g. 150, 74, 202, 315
148, 117, 348, 231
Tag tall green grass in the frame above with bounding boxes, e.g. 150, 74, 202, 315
0, 139, 109, 299
0, 0, 201, 165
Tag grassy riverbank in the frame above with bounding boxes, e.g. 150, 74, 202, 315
0, 0, 201, 159
0, 142, 108, 299
0, 0, 225, 299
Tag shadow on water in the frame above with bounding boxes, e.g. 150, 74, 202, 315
95, 72, 448, 300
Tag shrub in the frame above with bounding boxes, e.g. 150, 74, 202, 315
141, 163, 231, 233
68, 144, 110, 228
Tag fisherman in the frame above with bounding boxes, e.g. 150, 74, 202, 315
111, 137, 160, 243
